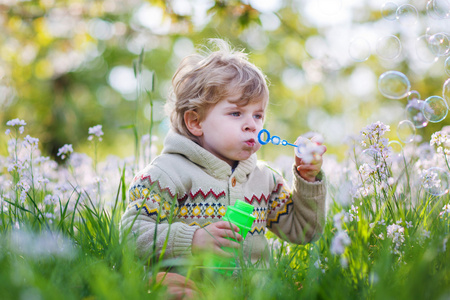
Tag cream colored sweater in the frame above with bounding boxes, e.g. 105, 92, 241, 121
120, 130, 326, 266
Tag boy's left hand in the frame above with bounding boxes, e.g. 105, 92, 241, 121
294, 135, 326, 182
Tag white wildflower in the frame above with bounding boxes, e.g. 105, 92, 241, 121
57, 144, 74, 160
360, 121, 390, 141
313, 258, 327, 273
360, 122, 392, 165
314, 259, 321, 269
333, 212, 345, 230
6, 118, 27, 127
330, 231, 351, 255
421, 169, 444, 191
440, 204, 450, 217
9, 229, 76, 259
387, 177, 395, 186
269, 238, 291, 255
22, 135, 39, 149
430, 131, 449, 147
34, 156, 50, 164
359, 163, 375, 178
294, 134, 326, 164
387, 224, 405, 254
44, 194, 59, 205
349, 205, 359, 222
88, 125, 104, 141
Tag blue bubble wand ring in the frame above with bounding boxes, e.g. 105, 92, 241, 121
257, 129, 298, 148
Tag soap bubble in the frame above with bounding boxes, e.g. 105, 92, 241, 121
445, 57, 450, 76
376, 35, 402, 60
359, 148, 382, 170
381, 2, 398, 21
378, 70, 411, 99
406, 99, 428, 128
396, 120, 416, 143
426, 0, 440, 19
388, 140, 404, 162
422, 95, 449, 123
427, 0, 450, 19
444, 78, 450, 102
396, 4, 419, 25
416, 35, 439, 63
407, 90, 421, 101
428, 33, 450, 57
349, 37, 371, 62
422, 167, 450, 196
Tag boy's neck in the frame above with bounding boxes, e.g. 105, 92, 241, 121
231, 161, 239, 172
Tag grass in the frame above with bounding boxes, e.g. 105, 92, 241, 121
0, 119, 449, 300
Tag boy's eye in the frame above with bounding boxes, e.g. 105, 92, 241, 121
230, 112, 241, 117
254, 114, 263, 120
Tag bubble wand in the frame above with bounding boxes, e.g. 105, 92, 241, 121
258, 129, 325, 163
258, 129, 297, 147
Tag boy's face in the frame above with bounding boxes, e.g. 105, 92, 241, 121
197, 96, 266, 167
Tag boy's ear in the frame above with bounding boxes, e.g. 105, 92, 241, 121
184, 111, 203, 137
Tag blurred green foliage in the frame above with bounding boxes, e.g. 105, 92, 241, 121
0, 0, 449, 161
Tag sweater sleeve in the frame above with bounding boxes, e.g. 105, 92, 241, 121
119, 167, 199, 262
266, 165, 327, 244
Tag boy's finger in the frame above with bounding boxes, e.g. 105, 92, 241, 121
223, 230, 242, 241
217, 221, 240, 233
297, 165, 318, 171
219, 238, 241, 249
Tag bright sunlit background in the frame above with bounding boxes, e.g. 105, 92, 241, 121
1, 0, 449, 162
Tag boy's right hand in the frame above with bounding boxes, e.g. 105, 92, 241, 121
191, 221, 242, 257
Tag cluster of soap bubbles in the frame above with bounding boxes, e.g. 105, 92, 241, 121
379, 1, 450, 196
348, 1, 450, 63
377, 71, 450, 196
378, 71, 449, 141
328, 1, 450, 195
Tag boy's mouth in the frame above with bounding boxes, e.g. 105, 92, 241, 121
245, 139, 256, 147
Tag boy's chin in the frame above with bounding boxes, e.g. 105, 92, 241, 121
235, 152, 255, 161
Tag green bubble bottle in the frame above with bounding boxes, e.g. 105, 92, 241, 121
208, 199, 256, 276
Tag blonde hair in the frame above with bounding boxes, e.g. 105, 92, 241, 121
165, 38, 269, 141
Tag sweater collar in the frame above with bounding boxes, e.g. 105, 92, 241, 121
162, 130, 256, 182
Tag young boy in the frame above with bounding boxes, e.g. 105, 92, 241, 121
120, 39, 326, 275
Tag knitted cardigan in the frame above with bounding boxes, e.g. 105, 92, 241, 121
120, 130, 327, 266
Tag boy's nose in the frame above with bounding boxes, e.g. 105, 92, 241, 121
243, 118, 256, 132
